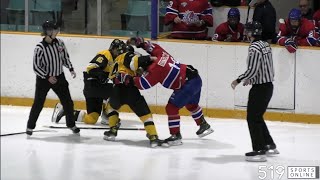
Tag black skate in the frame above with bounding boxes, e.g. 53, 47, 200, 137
70, 126, 80, 135
26, 128, 33, 137
103, 126, 118, 141
196, 117, 214, 138
245, 150, 267, 162
51, 103, 64, 123
165, 132, 183, 146
148, 134, 169, 148
265, 144, 280, 156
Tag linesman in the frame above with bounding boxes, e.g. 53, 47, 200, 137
231, 21, 279, 162
26, 20, 79, 136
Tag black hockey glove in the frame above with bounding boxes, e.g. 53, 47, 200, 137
138, 56, 153, 70
98, 72, 109, 84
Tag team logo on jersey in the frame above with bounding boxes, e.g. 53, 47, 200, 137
57, 41, 65, 52
58, 45, 64, 52
182, 11, 199, 25
181, 2, 187, 7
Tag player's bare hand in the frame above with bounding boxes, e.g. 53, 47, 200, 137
231, 80, 239, 90
174, 17, 181, 24
48, 76, 57, 84
243, 79, 251, 86
70, 71, 76, 78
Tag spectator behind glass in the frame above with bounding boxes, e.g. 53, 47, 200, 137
299, 0, 313, 20
213, 8, 244, 42
164, 0, 213, 40
252, 0, 276, 43
277, 8, 319, 53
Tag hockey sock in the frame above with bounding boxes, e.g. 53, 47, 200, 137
107, 111, 120, 127
166, 103, 180, 135
185, 104, 203, 125
140, 114, 158, 136
83, 112, 99, 124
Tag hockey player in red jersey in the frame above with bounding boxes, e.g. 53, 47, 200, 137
125, 37, 214, 145
313, 9, 320, 37
213, 8, 244, 42
277, 8, 319, 53
164, 0, 213, 40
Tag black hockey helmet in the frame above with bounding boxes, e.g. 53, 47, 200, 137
42, 20, 59, 35
109, 39, 127, 56
245, 21, 262, 36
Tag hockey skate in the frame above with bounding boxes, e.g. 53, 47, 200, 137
26, 128, 33, 137
70, 126, 80, 135
51, 103, 64, 123
103, 126, 119, 141
147, 134, 169, 148
165, 132, 183, 146
245, 150, 267, 162
196, 117, 214, 138
265, 144, 280, 156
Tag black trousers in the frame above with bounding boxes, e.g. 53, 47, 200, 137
110, 84, 151, 117
83, 74, 113, 115
247, 82, 275, 151
27, 74, 76, 129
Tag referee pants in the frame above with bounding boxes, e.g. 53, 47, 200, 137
27, 74, 76, 129
247, 82, 275, 151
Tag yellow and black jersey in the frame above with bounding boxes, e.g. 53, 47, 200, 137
109, 52, 152, 79
86, 50, 114, 78
109, 52, 139, 79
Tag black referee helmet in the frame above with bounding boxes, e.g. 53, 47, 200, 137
42, 20, 59, 36
245, 21, 262, 36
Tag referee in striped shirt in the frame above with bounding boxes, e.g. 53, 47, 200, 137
26, 20, 79, 136
231, 21, 279, 162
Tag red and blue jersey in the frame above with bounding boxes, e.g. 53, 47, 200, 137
134, 42, 187, 90
277, 18, 318, 46
164, 0, 213, 39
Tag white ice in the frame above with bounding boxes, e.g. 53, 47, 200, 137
1, 105, 320, 180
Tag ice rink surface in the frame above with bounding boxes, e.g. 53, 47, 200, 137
1, 105, 320, 180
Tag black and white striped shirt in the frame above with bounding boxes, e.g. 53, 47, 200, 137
33, 38, 73, 79
237, 40, 274, 85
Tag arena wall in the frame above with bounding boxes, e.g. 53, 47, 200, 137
1, 32, 319, 123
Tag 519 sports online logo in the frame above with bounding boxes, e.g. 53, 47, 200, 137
258, 165, 319, 179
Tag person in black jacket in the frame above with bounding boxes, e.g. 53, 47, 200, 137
252, 0, 276, 43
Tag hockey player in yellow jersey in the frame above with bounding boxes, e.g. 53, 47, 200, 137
104, 45, 169, 148
52, 39, 126, 126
